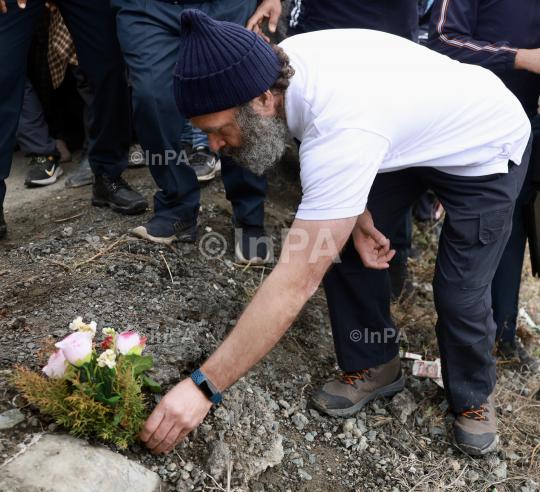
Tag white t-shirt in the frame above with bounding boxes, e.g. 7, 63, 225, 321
279, 30, 531, 221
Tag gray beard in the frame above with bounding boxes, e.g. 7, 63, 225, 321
220, 103, 288, 176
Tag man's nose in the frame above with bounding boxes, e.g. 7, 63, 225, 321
208, 134, 226, 152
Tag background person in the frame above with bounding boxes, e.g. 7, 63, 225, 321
112, 0, 282, 265
428, 0, 540, 372
0, 0, 148, 238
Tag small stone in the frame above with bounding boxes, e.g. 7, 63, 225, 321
31, 418, 39, 427
324, 432, 332, 439
451, 461, 460, 471
304, 433, 314, 442
291, 458, 304, 467
367, 430, 377, 441
467, 470, 480, 482
298, 469, 312, 480
307, 453, 316, 464
48, 423, 58, 432
534, 438, 540, 446
389, 388, 418, 424
430, 427, 445, 436
0, 409, 25, 430
493, 462, 507, 479
167, 463, 177, 472
62, 227, 74, 238
131, 444, 141, 453
374, 409, 387, 416
183, 463, 194, 472
342, 421, 355, 433
507, 451, 520, 461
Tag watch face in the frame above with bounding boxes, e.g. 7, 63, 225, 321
199, 379, 215, 399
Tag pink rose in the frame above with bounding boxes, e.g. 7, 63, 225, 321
55, 332, 93, 367
42, 349, 68, 378
116, 332, 146, 355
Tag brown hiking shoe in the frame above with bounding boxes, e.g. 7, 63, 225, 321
453, 390, 497, 456
311, 354, 404, 417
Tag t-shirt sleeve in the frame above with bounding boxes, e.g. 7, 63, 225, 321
296, 128, 390, 220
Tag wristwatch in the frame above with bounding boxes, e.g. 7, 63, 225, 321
190, 369, 223, 405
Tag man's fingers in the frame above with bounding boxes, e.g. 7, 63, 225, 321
268, 6, 280, 33
140, 407, 165, 443
17, 0, 26, 9
150, 424, 183, 455
1, 1, 7, 14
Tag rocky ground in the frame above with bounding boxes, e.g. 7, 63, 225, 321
0, 149, 540, 492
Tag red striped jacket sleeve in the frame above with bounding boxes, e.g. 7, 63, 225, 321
426, 0, 518, 74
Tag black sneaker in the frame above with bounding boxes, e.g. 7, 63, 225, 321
388, 263, 414, 303
0, 206, 7, 238
233, 216, 270, 265
132, 216, 197, 245
189, 146, 221, 181
24, 156, 63, 186
497, 339, 540, 373
92, 173, 148, 215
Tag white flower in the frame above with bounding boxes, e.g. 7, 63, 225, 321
97, 349, 116, 369
68, 317, 97, 338
102, 327, 116, 336
69, 317, 85, 331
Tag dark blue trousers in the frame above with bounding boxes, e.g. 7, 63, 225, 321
492, 115, 540, 341
323, 138, 531, 412
0, 0, 130, 204
111, 0, 267, 225
16, 78, 60, 159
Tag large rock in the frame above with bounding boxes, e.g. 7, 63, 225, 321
203, 378, 284, 484
0, 409, 25, 430
0, 434, 161, 492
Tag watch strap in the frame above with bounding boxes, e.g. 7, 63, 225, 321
190, 369, 223, 404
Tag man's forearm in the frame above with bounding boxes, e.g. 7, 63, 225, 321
200, 263, 316, 391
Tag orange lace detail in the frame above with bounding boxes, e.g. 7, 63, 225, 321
461, 405, 487, 420
340, 370, 370, 385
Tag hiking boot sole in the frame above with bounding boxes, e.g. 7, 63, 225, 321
452, 433, 498, 456
131, 225, 197, 244
92, 196, 148, 215
235, 240, 270, 266
196, 160, 221, 182
312, 374, 405, 418
24, 167, 64, 187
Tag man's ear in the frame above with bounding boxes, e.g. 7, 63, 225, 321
252, 90, 276, 116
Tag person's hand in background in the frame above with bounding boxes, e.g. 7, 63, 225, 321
246, 0, 282, 43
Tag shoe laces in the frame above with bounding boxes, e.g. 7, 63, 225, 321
461, 402, 489, 421
32, 156, 55, 168
339, 370, 371, 385
103, 174, 132, 191
190, 147, 215, 167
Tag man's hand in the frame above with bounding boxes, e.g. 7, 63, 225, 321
1, 0, 56, 13
246, 0, 282, 43
352, 209, 395, 269
140, 378, 212, 454
515, 48, 540, 74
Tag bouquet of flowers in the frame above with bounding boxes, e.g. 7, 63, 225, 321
14, 317, 161, 447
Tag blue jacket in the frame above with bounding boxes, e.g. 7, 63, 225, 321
427, 0, 540, 118
287, 0, 420, 42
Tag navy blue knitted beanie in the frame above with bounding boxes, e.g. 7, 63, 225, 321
174, 9, 282, 119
